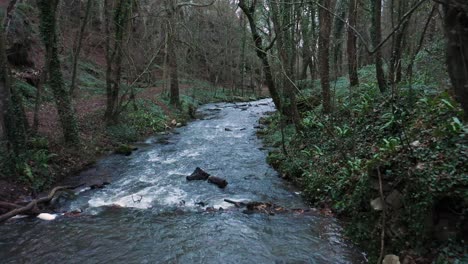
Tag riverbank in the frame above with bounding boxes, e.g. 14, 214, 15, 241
257, 83, 467, 262
0, 99, 365, 263
0, 79, 264, 213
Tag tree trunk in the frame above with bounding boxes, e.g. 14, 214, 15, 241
388, 0, 409, 85
166, 1, 180, 108
0, 18, 10, 142
270, 0, 301, 129
347, 0, 359, 87
39, 0, 80, 145
332, 0, 347, 79
70, 0, 93, 97
318, 0, 333, 113
238, 0, 282, 111
104, 0, 131, 123
444, 0, 468, 116
300, 5, 313, 80
370, 0, 387, 93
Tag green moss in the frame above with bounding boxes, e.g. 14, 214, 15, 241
115, 144, 134, 156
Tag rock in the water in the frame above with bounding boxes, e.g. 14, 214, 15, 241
37, 213, 57, 221
115, 144, 134, 156
207, 176, 228, 188
225, 128, 232, 131
186, 167, 210, 181
195, 201, 206, 207
383, 254, 400, 264
371, 197, 384, 211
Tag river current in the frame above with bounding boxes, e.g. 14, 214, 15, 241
0, 99, 365, 263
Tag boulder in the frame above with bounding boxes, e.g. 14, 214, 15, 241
115, 144, 136, 156
186, 167, 210, 181
207, 176, 228, 188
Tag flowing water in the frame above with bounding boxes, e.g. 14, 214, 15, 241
0, 99, 365, 264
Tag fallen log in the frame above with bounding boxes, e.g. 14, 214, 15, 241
186, 167, 210, 181
0, 185, 76, 223
207, 176, 228, 188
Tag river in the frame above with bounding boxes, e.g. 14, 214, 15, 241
0, 99, 365, 263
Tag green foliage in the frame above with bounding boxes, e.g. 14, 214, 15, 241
16, 3, 35, 15
76, 61, 106, 96
260, 73, 467, 262
106, 123, 139, 143
128, 100, 167, 132
16, 148, 56, 191
107, 99, 167, 143
115, 144, 134, 155
0, 136, 55, 192
411, 38, 448, 87
13, 80, 37, 105
179, 79, 262, 104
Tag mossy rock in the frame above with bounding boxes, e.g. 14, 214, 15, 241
115, 144, 136, 156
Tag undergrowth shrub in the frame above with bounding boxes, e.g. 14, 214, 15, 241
260, 76, 467, 262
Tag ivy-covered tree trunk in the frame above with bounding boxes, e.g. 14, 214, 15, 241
238, 0, 282, 111
444, 0, 468, 116
38, 0, 80, 145
104, 0, 132, 123
370, 0, 387, 93
270, 0, 302, 130
0, 12, 28, 156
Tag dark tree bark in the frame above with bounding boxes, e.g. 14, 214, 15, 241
300, 6, 313, 80
444, 0, 468, 116
332, 0, 347, 79
270, 0, 302, 130
388, 0, 410, 85
104, 0, 132, 123
38, 0, 80, 145
70, 0, 93, 97
165, 0, 181, 108
370, 0, 387, 93
318, 0, 333, 113
238, 0, 282, 111
0, 19, 9, 142
1, 10, 29, 159
347, 0, 359, 87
